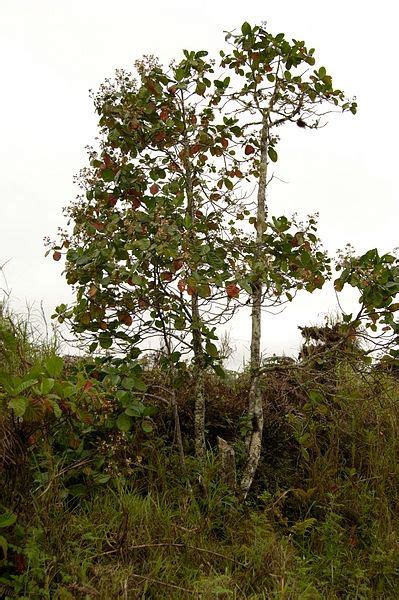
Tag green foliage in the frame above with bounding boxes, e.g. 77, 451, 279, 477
2, 20, 398, 599
335, 247, 399, 350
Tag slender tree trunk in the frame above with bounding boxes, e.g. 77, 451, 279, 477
180, 97, 207, 460
240, 116, 269, 498
191, 297, 206, 459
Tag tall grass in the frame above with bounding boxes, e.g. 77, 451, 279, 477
0, 306, 398, 598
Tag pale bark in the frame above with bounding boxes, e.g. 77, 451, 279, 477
217, 436, 237, 491
181, 94, 207, 460
191, 295, 206, 459
240, 115, 269, 498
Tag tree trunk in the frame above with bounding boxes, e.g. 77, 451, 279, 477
180, 95, 207, 460
240, 116, 269, 498
217, 436, 237, 491
191, 294, 206, 459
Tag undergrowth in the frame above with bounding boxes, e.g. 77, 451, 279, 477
1, 305, 398, 598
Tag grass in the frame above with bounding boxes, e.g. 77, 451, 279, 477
1, 306, 399, 598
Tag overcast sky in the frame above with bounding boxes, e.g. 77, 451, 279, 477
0, 0, 397, 362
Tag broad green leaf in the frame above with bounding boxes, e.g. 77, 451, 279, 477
101, 168, 114, 182
47, 398, 62, 418
8, 397, 28, 418
125, 405, 144, 417
122, 377, 146, 392
99, 334, 113, 349
68, 484, 88, 497
0, 512, 17, 528
60, 384, 76, 399
141, 420, 153, 433
318, 66, 326, 78
116, 413, 132, 432
12, 378, 38, 396
45, 355, 64, 377
241, 22, 251, 35
40, 378, 55, 395
174, 317, 186, 330
268, 147, 278, 162
205, 341, 219, 358
93, 473, 111, 484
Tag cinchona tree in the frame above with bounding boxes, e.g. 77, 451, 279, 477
51, 22, 398, 496
218, 23, 358, 496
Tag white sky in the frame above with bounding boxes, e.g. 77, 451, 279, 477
0, 0, 397, 362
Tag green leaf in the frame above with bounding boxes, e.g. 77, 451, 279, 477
93, 473, 111, 485
0, 512, 17, 528
68, 484, 88, 497
40, 378, 55, 395
308, 391, 324, 404
45, 355, 64, 378
205, 341, 219, 358
122, 377, 147, 392
125, 404, 144, 417
241, 22, 251, 35
141, 420, 153, 433
212, 363, 226, 378
116, 413, 132, 432
99, 334, 113, 349
101, 168, 115, 182
291, 517, 317, 535
318, 66, 326, 78
0, 535, 8, 559
47, 398, 62, 418
8, 397, 28, 418
268, 147, 278, 162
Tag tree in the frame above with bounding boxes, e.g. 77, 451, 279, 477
217, 23, 357, 496
50, 22, 398, 497
50, 57, 243, 461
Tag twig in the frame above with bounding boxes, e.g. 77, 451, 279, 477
90, 541, 249, 568
129, 573, 199, 595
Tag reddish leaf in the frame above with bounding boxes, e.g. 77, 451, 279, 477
118, 312, 133, 326
189, 143, 201, 156
14, 553, 26, 574
160, 107, 169, 121
53, 251, 62, 261
221, 137, 229, 149
88, 285, 98, 298
161, 271, 173, 282
154, 130, 166, 143
103, 153, 112, 167
226, 283, 240, 298
245, 144, 255, 155
92, 220, 105, 231
108, 194, 117, 207
173, 259, 183, 272
138, 297, 149, 310
83, 380, 94, 392
150, 183, 160, 195
177, 279, 186, 292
